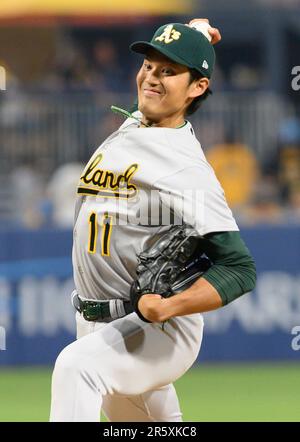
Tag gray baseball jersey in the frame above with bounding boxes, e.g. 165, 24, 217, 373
72, 111, 238, 301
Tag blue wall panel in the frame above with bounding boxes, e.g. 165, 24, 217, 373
0, 226, 299, 365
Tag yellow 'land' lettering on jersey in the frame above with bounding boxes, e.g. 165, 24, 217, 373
155, 25, 181, 44
78, 154, 139, 198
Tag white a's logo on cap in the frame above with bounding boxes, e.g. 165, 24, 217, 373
155, 25, 181, 44
202, 60, 209, 69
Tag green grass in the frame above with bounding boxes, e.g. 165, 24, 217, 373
0, 364, 299, 422
175, 363, 300, 421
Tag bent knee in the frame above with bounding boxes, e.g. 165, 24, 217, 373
53, 343, 84, 380
52, 343, 107, 394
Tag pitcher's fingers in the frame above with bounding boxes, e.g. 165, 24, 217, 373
209, 27, 222, 45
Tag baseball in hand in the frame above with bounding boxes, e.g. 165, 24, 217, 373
189, 21, 212, 42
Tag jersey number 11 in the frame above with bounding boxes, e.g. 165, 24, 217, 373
88, 212, 113, 256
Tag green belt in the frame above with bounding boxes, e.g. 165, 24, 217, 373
72, 292, 133, 322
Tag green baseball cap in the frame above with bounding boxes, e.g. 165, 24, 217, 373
130, 23, 215, 78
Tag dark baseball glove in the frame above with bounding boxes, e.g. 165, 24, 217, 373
130, 224, 211, 322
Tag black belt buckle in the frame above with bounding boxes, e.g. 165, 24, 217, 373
73, 293, 109, 322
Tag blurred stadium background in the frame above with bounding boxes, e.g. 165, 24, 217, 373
0, 0, 300, 422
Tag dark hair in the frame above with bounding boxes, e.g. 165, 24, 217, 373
185, 68, 212, 116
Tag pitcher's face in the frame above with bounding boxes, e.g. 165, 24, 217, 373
136, 49, 207, 127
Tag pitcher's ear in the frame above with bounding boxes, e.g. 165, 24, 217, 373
189, 77, 209, 99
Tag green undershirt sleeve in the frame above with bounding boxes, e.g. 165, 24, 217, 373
199, 231, 257, 306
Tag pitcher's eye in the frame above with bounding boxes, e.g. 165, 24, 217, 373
162, 68, 175, 75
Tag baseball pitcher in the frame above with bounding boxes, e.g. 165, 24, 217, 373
50, 19, 256, 422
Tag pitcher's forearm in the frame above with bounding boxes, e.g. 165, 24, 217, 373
164, 277, 222, 319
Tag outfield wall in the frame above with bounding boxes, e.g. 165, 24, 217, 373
0, 226, 300, 365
